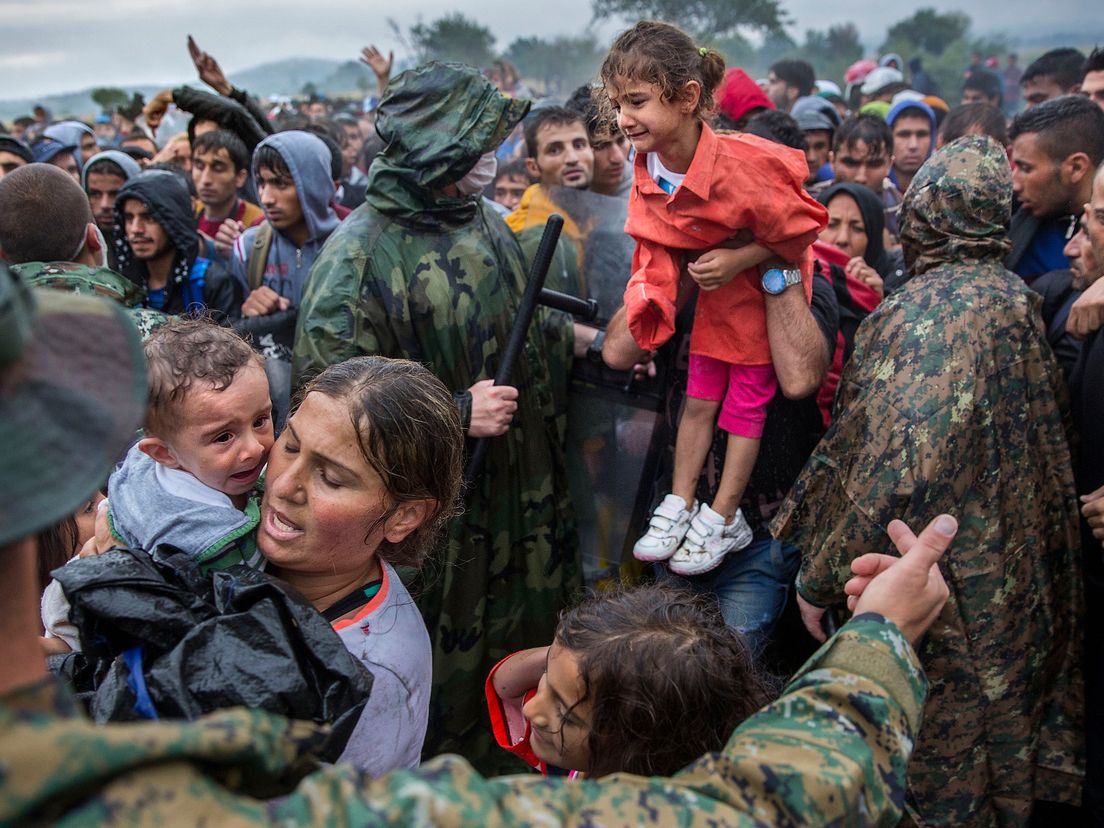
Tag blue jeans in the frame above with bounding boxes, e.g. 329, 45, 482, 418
657, 536, 800, 657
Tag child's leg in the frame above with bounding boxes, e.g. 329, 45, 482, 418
710, 434, 760, 522
669, 363, 776, 577
710, 362, 776, 516
671, 396, 722, 506
632, 356, 726, 563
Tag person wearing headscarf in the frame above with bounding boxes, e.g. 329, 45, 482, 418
818, 181, 907, 296
774, 136, 1085, 826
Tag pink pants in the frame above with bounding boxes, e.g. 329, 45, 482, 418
686, 355, 776, 439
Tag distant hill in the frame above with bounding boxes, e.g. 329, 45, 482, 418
0, 56, 349, 122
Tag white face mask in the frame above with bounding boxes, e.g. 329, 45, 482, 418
455, 151, 497, 196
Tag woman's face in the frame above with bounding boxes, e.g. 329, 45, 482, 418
258, 392, 392, 579
820, 193, 869, 259
522, 642, 593, 772
73, 491, 106, 552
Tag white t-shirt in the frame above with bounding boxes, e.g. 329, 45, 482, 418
646, 152, 686, 195
333, 560, 433, 777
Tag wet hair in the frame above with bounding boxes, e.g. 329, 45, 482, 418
192, 129, 249, 172
254, 143, 292, 179
0, 164, 92, 264
598, 21, 726, 125
1085, 47, 1104, 79
186, 115, 223, 146
941, 103, 1009, 148
743, 110, 806, 151
833, 114, 893, 157
84, 157, 127, 182
1010, 95, 1104, 166
495, 158, 530, 182
143, 317, 263, 439
524, 106, 586, 159
566, 84, 603, 137
1022, 47, 1087, 89
555, 584, 775, 778
35, 515, 79, 595
963, 69, 1003, 105
296, 357, 464, 569
769, 59, 816, 97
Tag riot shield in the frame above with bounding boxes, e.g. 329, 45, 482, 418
512, 185, 668, 588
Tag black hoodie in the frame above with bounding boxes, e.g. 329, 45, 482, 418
113, 169, 240, 320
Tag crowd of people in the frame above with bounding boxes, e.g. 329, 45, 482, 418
1, 22, 1103, 827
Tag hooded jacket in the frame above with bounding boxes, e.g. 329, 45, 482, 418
294, 61, 578, 768
775, 137, 1083, 824
231, 131, 338, 310
80, 150, 141, 190
886, 100, 937, 191
114, 170, 240, 320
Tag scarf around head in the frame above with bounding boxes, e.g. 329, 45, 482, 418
899, 135, 1012, 276
818, 182, 892, 278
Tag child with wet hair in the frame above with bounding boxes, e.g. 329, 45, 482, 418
486, 584, 774, 777
599, 21, 826, 576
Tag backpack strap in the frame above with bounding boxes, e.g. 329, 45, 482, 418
185, 258, 211, 316
247, 222, 274, 292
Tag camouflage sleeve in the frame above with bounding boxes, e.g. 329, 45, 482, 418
269, 615, 925, 826
292, 243, 373, 390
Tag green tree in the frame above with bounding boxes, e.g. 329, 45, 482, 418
409, 12, 496, 68
591, 0, 788, 41
300, 81, 318, 98
90, 87, 128, 113
504, 34, 605, 95
882, 8, 970, 57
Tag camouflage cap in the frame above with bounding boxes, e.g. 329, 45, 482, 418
0, 262, 146, 546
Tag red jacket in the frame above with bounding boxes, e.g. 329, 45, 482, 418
624, 125, 827, 365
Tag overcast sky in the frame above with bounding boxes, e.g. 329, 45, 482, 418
0, 0, 1095, 100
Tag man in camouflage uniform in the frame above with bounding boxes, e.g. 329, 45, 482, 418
0, 256, 959, 826
0, 162, 165, 338
773, 136, 1085, 825
293, 62, 578, 770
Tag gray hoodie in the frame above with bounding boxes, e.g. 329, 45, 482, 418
230, 131, 339, 307
108, 443, 262, 571
80, 149, 142, 190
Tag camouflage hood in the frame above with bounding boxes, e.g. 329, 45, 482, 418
899, 135, 1012, 276
366, 62, 530, 228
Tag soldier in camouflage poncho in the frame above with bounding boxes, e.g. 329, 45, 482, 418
12, 260, 166, 339
293, 63, 579, 770
773, 136, 1085, 825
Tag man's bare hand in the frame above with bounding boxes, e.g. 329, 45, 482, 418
215, 219, 244, 260
242, 286, 290, 317
1082, 484, 1104, 549
797, 593, 828, 643
1068, 277, 1104, 340
187, 35, 232, 96
843, 514, 955, 644
468, 379, 518, 437
360, 46, 393, 83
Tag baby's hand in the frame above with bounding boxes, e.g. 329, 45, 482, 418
688, 248, 756, 291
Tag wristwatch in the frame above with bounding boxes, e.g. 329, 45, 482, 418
761, 267, 802, 295
586, 330, 606, 365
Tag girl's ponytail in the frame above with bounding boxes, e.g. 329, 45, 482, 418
699, 48, 727, 106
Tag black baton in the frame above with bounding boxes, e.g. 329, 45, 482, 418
463, 214, 565, 486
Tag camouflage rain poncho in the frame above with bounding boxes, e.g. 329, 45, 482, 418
293, 63, 578, 770
773, 137, 1084, 825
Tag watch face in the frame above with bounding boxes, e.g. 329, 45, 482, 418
763, 269, 784, 294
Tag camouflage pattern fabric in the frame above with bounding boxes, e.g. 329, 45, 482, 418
772, 137, 1085, 826
293, 63, 578, 772
12, 261, 168, 339
0, 615, 927, 826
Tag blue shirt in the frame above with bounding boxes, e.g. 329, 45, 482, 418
1015, 216, 1071, 282
147, 287, 166, 310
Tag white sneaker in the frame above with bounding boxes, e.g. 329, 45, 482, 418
668, 504, 753, 576
633, 494, 696, 562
